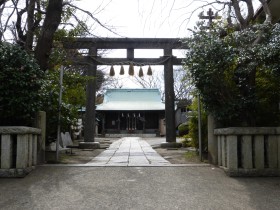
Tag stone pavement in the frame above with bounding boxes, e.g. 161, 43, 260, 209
85, 137, 171, 166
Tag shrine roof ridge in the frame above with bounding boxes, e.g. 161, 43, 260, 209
96, 88, 165, 111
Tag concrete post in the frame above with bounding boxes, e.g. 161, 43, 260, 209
208, 114, 218, 165
35, 111, 46, 164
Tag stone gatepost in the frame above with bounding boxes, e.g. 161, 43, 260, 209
35, 111, 46, 164
80, 47, 100, 149
208, 114, 218, 165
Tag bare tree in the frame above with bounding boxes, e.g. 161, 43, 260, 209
173, 68, 194, 101
0, 0, 117, 71
128, 66, 193, 101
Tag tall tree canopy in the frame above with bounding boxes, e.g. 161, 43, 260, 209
183, 1, 280, 126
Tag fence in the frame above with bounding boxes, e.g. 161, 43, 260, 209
0, 126, 41, 177
214, 127, 280, 176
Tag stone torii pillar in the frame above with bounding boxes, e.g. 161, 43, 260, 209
160, 48, 181, 148
79, 47, 100, 149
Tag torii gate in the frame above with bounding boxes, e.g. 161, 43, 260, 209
63, 38, 187, 148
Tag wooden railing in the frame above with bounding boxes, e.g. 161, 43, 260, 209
0, 126, 41, 177
214, 127, 280, 176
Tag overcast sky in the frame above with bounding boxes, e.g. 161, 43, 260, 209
77, 0, 210, 38
77, 0, 261, 38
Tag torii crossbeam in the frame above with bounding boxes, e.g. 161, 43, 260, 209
63, 37, 187, 148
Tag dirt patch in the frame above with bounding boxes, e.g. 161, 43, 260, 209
45, 138, 117, 164
154, 148, 204, 164
47, 148, 105, 164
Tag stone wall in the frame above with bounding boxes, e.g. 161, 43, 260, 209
214, 127, 280, 176
0, 126, 41, 177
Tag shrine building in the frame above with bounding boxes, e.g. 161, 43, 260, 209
96, 89, 166, 137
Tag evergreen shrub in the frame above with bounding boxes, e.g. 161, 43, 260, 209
0, 43, 43, 126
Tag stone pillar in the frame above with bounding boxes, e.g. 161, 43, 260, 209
254, 135, 264, 169
267, 135, 278, 168
80, 47, 100, 149
28, 134, 33, 167
227, 135, 238, 171
35, 111, 46, 164
32, 135, 38, 166
1, 135, 13, 169
217, 136, 222, 166
241, 135, 253, 169
208, 114, 218, 165
161, 48, 181, 148
16, 134, 29, 168
278, 134, 280, 169
221, 136, 226, 167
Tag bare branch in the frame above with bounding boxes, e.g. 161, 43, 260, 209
231, 0, 247, 28
245, 0, 254, 23
13, 0, 27, 45
0, 2, 17, 40
63, 2, 121, 37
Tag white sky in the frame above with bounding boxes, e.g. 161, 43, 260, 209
77, 0, 208, 38
77, 0, 261, 38
76, 0, 261, 87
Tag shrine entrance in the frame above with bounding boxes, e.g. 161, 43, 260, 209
63, 38, 187, 148
102, 111, 161, 134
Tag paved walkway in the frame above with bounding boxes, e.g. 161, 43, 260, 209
85, 137, 171, 166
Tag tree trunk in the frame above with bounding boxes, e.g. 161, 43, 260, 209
259, 0, 272, 24
231, 0, 254, 29
34, 0, 63, 71
25, 0, 36, 51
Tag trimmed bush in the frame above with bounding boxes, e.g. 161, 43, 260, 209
178, 123, 189, 136
0, 43, 43, 126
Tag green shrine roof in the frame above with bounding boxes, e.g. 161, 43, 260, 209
96, 89, 165, 111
